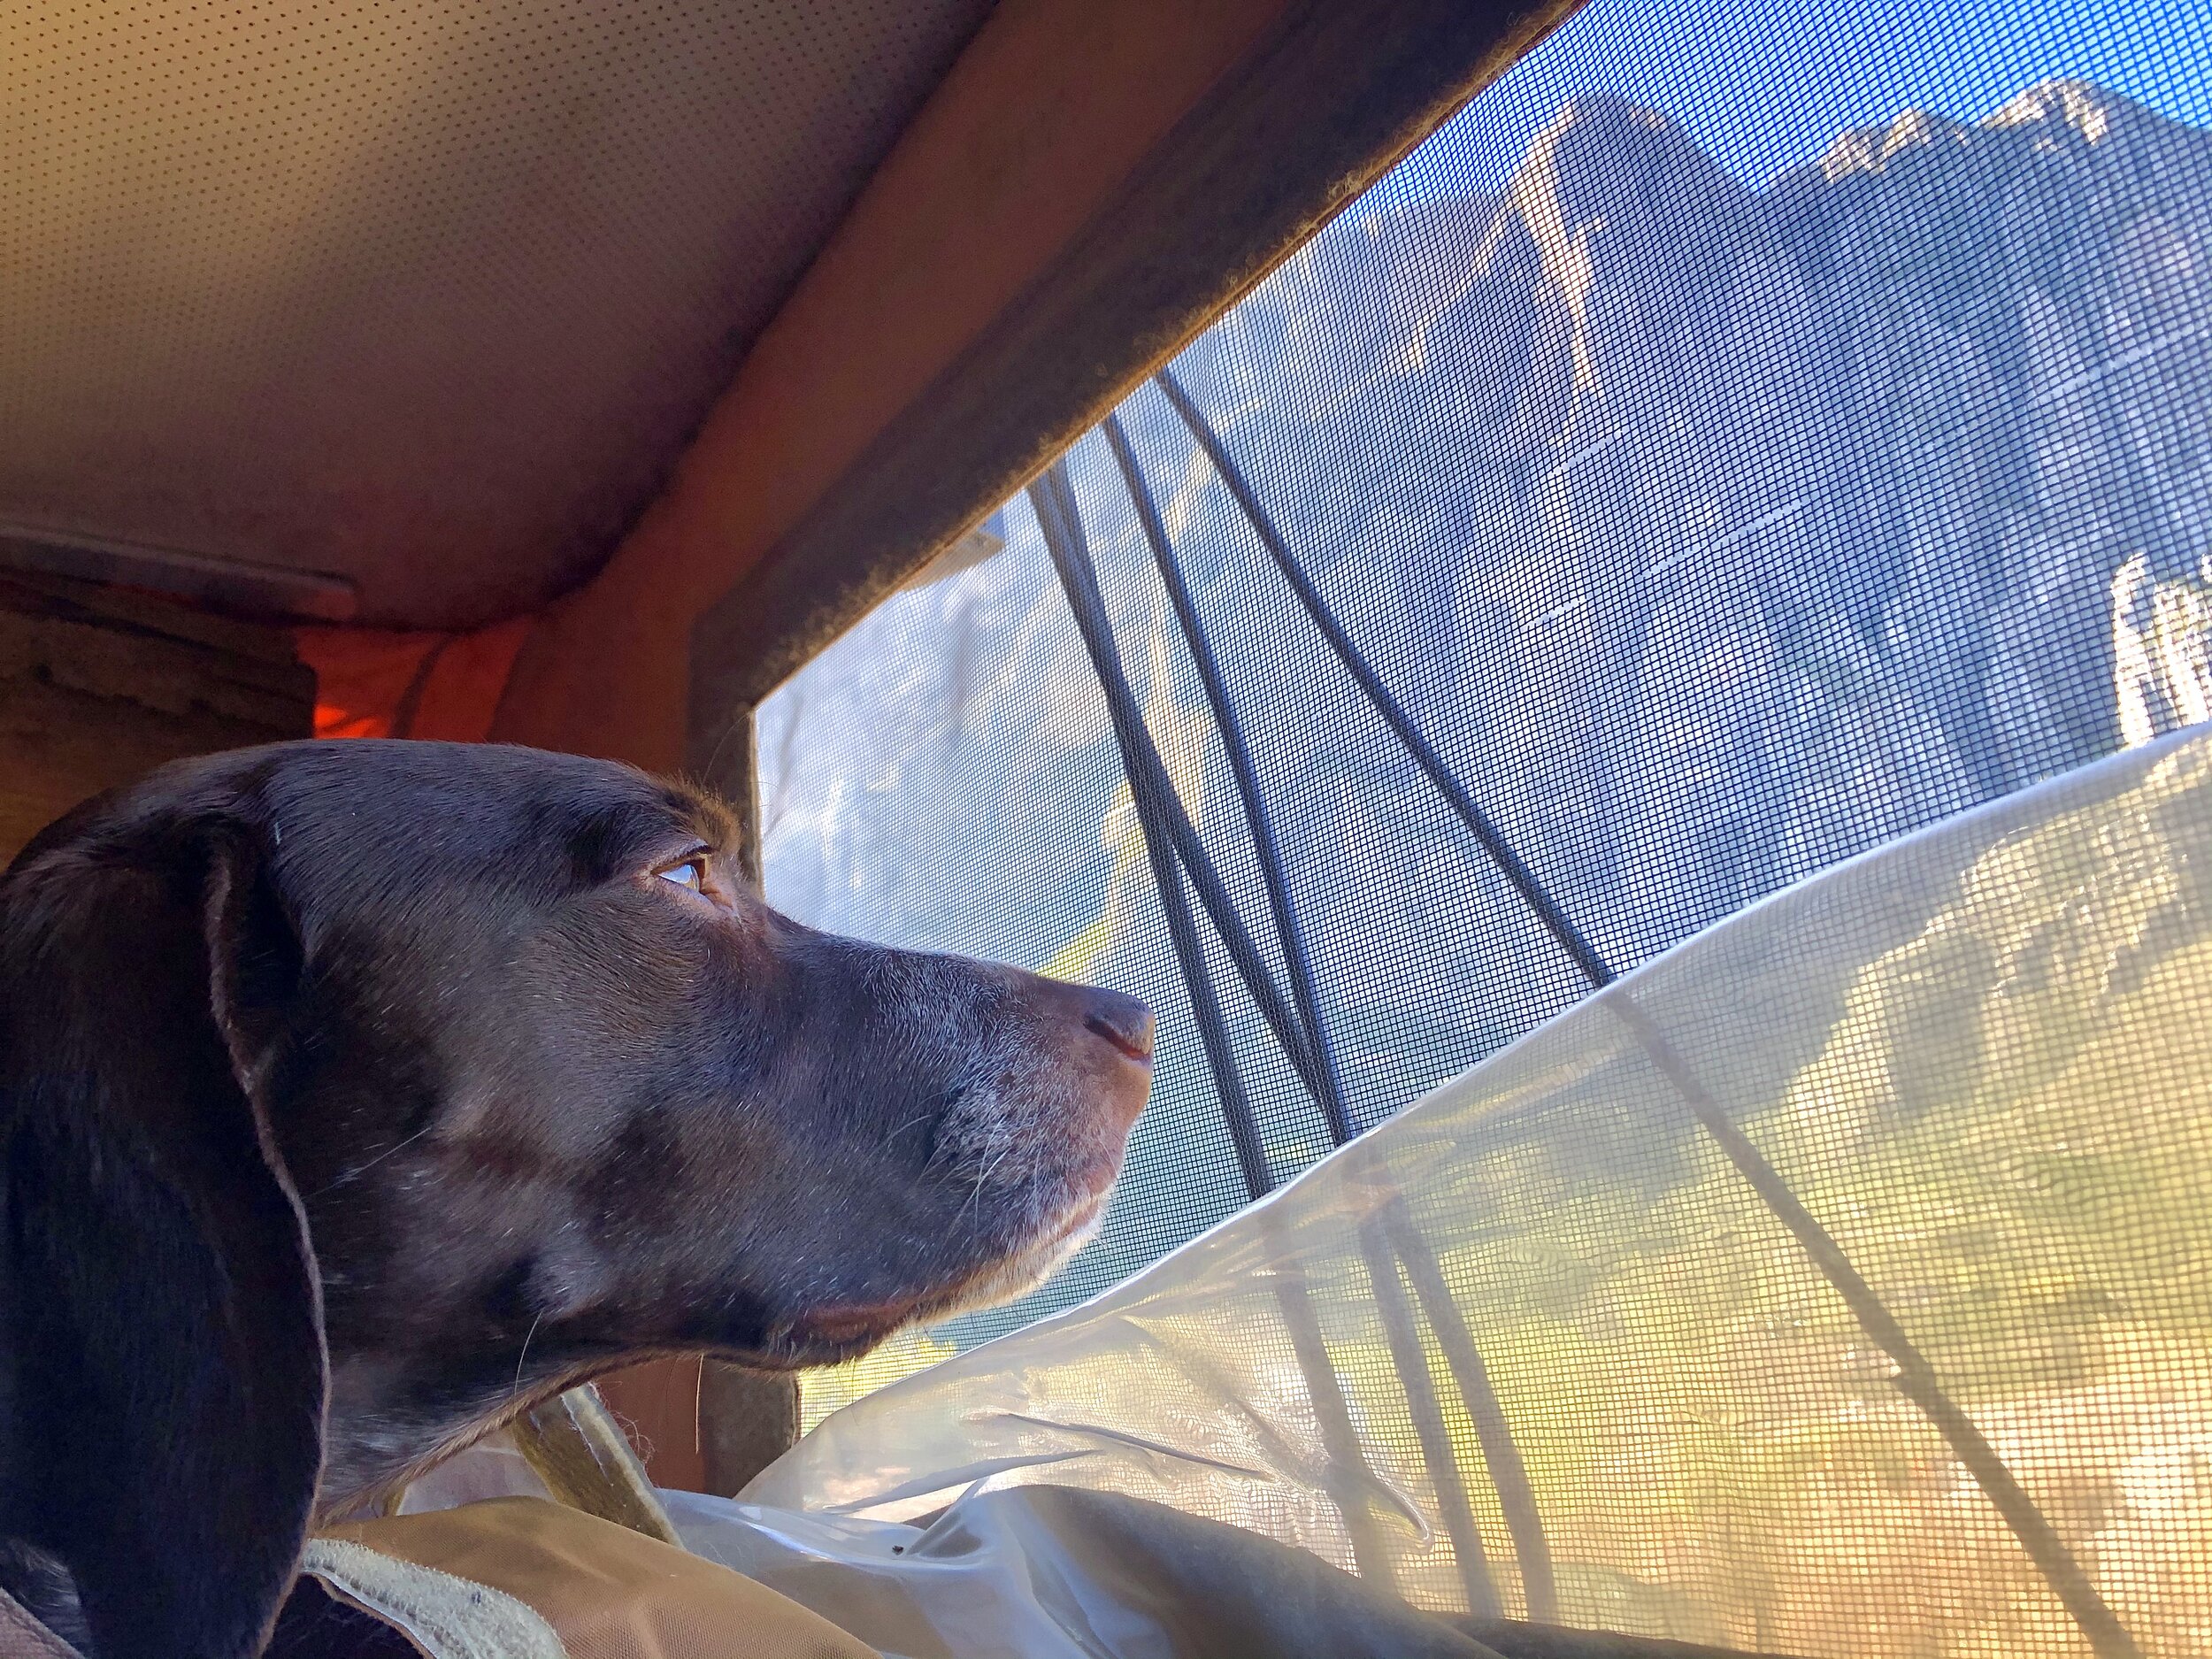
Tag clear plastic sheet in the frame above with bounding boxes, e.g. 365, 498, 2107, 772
726, 730, 2212, 1659
664, 1486, 1502, 1659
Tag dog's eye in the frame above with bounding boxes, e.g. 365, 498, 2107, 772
657, 856, 710, 895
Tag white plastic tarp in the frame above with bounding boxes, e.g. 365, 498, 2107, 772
711, 728, 2212, 1659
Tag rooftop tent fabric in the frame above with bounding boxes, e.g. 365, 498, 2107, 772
724, 728, 2212, 1659
296, 620, 532, 743
0, 0, 995, 627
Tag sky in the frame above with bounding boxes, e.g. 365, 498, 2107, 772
1365, 0, 2212, 204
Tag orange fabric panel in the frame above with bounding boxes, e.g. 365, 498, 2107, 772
296, 618, 533, 743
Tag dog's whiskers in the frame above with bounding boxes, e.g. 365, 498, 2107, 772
956, 1128, 1022, 1228
508, 1312, 546, 1406
310, 1122, 435, 1198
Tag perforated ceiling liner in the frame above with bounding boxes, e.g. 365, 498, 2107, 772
0, 0, 991, 626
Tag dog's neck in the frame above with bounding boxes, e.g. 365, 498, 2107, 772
317, 1345, 611, 1517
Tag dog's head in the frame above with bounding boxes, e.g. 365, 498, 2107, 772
0, 740, 1151, 1657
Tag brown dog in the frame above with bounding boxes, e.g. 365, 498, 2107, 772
0, 741, 1153, 1658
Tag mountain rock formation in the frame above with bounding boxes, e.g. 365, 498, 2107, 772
761, 81, 2212, 1324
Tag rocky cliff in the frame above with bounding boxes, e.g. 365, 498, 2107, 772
760, 81, 2212, 1323
1194, 80, 2209, 939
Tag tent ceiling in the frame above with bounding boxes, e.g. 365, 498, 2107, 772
0, 0, 993, 627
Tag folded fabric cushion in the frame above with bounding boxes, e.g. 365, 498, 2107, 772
0, 1585, 76, 1659
309, 1497, 879, 1659
266, 1572, 445, 1659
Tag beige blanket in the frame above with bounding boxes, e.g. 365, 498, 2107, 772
307, 1497, 877, 1659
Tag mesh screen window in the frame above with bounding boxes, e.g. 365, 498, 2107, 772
755, 2, 2212, 1639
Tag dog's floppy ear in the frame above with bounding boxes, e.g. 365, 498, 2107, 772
1, 798, 326, 1659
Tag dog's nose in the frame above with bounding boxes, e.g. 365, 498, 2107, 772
1082, 989, 1156, 1067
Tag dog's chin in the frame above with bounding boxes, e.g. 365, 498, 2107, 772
948, 1189, 1110, 1317
780, 1188, 1111, 1366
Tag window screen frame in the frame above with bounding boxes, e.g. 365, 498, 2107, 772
678, 0, 1582, 1492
